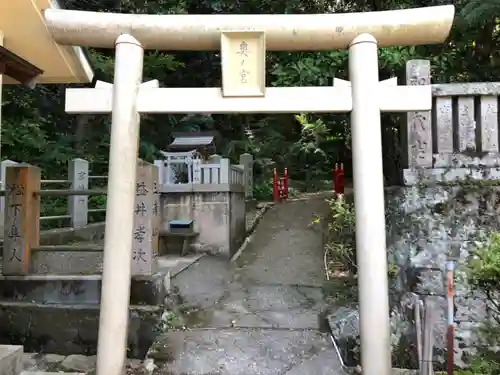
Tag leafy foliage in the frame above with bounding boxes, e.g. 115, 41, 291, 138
464, 232, 500, 373
322, 196, 357, 278
5, 0, 500, 194
468, 232, 500, 318
253, 179, 274, 201
2, 2, 499, 207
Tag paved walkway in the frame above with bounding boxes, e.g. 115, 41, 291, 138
150, 193, 346, 375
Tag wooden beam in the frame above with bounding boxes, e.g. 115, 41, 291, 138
0, 45, 43, 88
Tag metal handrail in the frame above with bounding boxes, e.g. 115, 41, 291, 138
40, 215, 71, 221
36, 189, 107, 197
31, 244, 104, 252
41, 179, 70, 184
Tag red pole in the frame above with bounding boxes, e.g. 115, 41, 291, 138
273, 168, 278, 202
447, 262, 455, 375
333, 163, 338, 193
283, 168, 289, 199
338, 162, 345, 194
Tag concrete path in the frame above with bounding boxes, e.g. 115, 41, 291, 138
150, 193, 346, 375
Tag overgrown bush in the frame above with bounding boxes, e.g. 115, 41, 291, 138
253, 179, 274, 201
463, 231, 500, 374
468, 232, 500, 320
323, 196, 357, 278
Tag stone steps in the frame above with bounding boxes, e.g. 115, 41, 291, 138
0, 274, 168, 305
0, 271, 169, 356
29, 248, 103, 275
19, 352, 151, 374
0, 254, 203, 306
0, 244, 103, 275
0, 344, 151, 375
0, 301, 162, 358
0, 254, 203, 358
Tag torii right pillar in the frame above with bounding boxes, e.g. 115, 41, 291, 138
349, 34, 410, 375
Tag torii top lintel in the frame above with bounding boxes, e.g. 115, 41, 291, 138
44, 5, 455, 51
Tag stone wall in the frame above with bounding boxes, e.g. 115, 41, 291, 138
386, 184, 498, 367
38, 223, 105, 246
327, 184, 498, 368
392, 61, 500, 367
160, 191, 246, 257
0, 223, 106, 275
229, 192, 247, 253
0, 303, 160, 357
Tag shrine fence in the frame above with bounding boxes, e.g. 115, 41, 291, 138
0, 158, 107, 233
154, 153, 253, 196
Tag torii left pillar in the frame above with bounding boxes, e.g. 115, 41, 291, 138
96, 34, 144, 375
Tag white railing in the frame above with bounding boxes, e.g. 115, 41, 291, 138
195, 163, 221, 184
156, 150, 197, 184
230, 165, 244, 185
156, 157, 232, 186
155, 155, 252, 195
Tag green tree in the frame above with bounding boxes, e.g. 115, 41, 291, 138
2, 0, 499, 199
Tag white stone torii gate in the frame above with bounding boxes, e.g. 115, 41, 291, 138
44, 5, 455, 375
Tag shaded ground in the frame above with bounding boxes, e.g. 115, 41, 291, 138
150, 192, 346, 375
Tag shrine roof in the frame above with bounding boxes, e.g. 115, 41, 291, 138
169, 132, 217, 150
0, 0, 93, 85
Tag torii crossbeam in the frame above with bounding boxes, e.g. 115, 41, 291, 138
43, 6, 455, 375
67, 77, 430, 114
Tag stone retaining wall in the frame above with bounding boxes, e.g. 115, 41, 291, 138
327, 185, 499, 368
385, 184, 498, 367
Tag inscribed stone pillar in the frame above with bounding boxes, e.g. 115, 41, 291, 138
68, 158, 89, 228
479, 96, 499, 153
401, 59, 432, 168
434, 96, 453, 153
132, 160, 160, 276
239, 153, 254, 198
457, 97, 475, 152
0, 160, 18, 238
3, 164, 41, 275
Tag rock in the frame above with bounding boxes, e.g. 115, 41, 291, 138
60, 354, 96, 372
163, 292, 180, 309
44, 353, 66, 364
22, 352, 38, 370
326, 306, 360, 340
143, 358, 156, 374
127, 358, 142, 370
